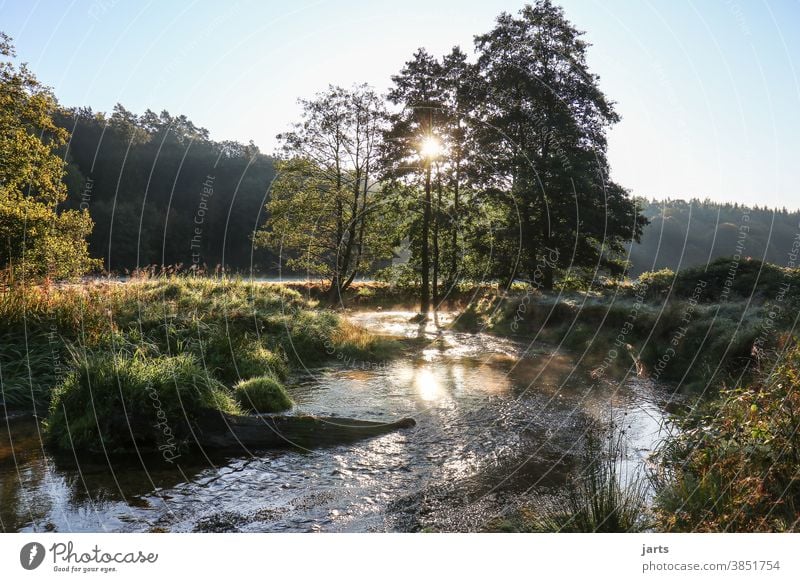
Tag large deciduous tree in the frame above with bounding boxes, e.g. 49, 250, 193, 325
0, 33, 97, 281
255, 85, 395, 301
472, 1, 646, 288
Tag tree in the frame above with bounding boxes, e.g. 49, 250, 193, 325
55, 105, 275, 273
255, 85, 395, 300
472, 1, 646, 288
438, 47, 477, 292
382, 49, 447, 314
0, 33, 98, 281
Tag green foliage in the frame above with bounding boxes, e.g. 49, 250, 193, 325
255, 86, 397, 298
0, 33, 99, 281
0, 277, 396, 414
54, 105, 274, 273
374, 264, 420, 291
554, 272, 595, 293
469, 1, 646, 284
655, 344, 800, 532
637, 268, 675, 298
234, 375, 293, 413
46, 351, 239, 454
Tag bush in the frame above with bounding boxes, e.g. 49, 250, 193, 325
638, 268, 675, 298
46, 352, 239, 454
655, 343, 800, 531
234, 375, 293, 413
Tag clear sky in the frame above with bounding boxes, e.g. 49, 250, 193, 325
2, 0, 799, 208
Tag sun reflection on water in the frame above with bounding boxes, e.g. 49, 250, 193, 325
414, 367, 444, 402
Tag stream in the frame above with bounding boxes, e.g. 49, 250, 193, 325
0, 310, 676, 532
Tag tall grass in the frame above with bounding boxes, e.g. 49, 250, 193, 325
1, 278, 397, 429
47, 350, 240, 454
532, 428, 651, 532
0, 330, 56, 411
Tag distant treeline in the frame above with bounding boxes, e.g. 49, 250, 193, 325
55, 106, 278, 273
56, 112, 800, 280
628, 198, 800, 276
51, 110, 799, 281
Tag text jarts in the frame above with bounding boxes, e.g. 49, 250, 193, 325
641, 545, 669, 556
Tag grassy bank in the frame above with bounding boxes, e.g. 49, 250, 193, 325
0, 277, 397, 453
653, 342, 800, 532
471, 257, 800, 532
448, 258, 800, 395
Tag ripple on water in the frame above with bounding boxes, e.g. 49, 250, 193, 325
0, 310, 672, 532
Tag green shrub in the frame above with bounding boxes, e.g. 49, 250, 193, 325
637, 268, 675, 298
46, 352, 239, 454
554, 273, 593, 292
234, 375, 293, 413
655, 343, 800, 532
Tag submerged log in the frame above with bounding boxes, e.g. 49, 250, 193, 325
195, 410, 416, 451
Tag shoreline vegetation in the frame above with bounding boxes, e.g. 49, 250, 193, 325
0, 278, 410, 456
2, 255, 798, 531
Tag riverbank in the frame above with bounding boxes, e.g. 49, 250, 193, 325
356, 258, 800, 395
0, 278, 405, 454
1, 306, 671, 532
2, 262, 798, 532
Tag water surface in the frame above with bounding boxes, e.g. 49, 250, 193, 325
0, 311, 673, 532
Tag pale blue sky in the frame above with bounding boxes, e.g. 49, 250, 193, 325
2, 0, 799, 208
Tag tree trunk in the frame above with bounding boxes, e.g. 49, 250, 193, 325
195, 411, 416, 451
327, 276, 340, 304
344, 166, 371, 291
338, 167, 362, 297
432, 165, 442, 310
449, 159, 460, 290
330, 161, 344, 304
420, 163, 432, 315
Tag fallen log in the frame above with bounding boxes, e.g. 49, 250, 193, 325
195, 410, 416, 451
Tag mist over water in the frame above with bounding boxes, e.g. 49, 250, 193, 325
0, 310, 673, 532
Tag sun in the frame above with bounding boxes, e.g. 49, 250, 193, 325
419, 135, 443, 159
